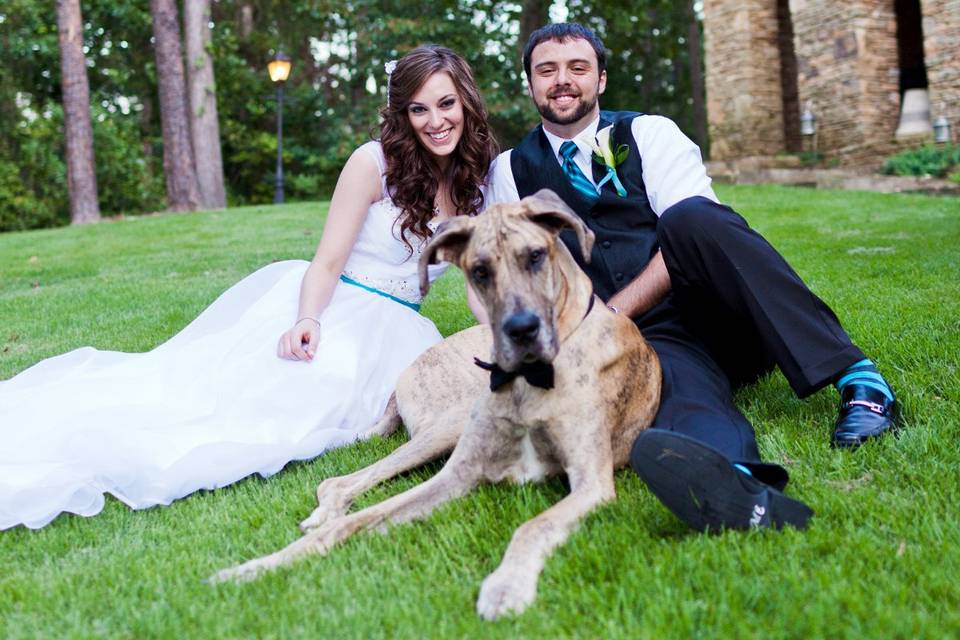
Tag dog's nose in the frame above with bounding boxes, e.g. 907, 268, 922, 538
503, 311, 540, 344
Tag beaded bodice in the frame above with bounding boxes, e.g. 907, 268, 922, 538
340, 142, 448, 305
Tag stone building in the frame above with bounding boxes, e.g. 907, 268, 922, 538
702, 0, 959, 168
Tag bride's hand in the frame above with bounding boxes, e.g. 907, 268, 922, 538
277, 318, 321, 361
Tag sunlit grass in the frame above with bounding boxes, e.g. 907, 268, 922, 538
1, 186, 958, 638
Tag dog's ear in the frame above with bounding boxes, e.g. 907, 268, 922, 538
418, 216, 475, 296
521, 189, 595, 263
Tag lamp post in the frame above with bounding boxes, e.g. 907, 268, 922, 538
268, 51, 292, 204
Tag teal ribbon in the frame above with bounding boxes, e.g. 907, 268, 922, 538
339, 274, 421, 311
596, 166, 627, 197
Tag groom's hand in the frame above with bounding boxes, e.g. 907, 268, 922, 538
277, 319, 321, 361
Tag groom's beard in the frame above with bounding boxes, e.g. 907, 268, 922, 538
535, 84, 599, 126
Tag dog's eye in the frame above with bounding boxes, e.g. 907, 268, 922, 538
528, 249, 545, 268
471, 265, 489, 284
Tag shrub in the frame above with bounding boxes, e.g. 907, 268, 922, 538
0, 106, 69, 232
0, 105, 166, 232
882, 143, 960, 178
92, 107, 166, 217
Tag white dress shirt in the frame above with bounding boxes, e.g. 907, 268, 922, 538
487, 114, 718, 216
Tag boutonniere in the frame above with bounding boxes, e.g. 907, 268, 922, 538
580, 125, 629, 197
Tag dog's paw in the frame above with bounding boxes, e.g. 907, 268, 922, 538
299, 503, 343, 533
300, 481, 351, 532
476, 568, 538, 620
206, 558, 269, 585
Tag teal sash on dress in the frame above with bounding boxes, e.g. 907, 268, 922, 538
339, 274, 421, 312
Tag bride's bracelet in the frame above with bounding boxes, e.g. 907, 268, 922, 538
296, 316, 321, 329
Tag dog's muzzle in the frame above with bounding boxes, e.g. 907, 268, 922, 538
502, 311, 540, 346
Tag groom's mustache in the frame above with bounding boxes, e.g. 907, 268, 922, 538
547, 84, 581, 98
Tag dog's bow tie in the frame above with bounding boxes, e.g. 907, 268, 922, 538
473, 357, 555, 391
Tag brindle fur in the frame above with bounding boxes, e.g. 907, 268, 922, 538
210, 189, 661, 620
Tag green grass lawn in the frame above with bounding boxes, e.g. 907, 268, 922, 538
1, 185, 958, 639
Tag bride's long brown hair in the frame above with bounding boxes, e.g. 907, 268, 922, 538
380, 45, 498, 252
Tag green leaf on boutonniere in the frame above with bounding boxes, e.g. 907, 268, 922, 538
592, 151, 605, 165
614, 145, 630, 166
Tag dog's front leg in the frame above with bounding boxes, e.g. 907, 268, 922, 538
300, 425, 461, 532
209, 430, 486, 584
476, 455, 616, 620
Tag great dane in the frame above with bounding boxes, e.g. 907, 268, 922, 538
210, 189, 661, 620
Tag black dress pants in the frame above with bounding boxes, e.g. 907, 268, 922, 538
629, 197, 865, 487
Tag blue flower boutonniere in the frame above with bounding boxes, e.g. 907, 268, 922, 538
581, 125, 628, 198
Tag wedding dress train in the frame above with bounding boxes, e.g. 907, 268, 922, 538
0, 141, 449, 530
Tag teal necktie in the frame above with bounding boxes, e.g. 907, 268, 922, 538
559, 141, 599, 203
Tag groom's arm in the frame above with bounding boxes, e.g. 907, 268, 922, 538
466, 284, 489, 324
605, 251, 670, 319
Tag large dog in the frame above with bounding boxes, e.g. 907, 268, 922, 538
210, 189, 661, 620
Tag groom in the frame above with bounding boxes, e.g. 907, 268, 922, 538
487, 23, 899, 531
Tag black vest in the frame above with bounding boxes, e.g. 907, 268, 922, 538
510, 111, 659, 301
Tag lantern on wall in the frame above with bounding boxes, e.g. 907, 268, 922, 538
800, 107, 817, 137
933, 116, 952, 144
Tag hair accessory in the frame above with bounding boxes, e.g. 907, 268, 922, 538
384, 59, 398, 106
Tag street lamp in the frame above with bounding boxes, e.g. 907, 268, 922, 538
268, 51, 292, 204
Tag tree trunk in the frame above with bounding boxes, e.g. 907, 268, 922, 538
686, 0, 708, 153
151, 0, 200, 212
56, 0, 100, 224
184, 0, 226, 209
519, 0, 550, 60
239, 4, 254, 40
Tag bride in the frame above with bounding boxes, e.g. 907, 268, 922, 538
0, 45, 497, 530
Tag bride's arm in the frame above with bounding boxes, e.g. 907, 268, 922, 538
464, 156, 506, 326
466, 284, 489, 325
277, 148, 382, 361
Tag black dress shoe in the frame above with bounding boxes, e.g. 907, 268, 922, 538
831, 384, 900, 448
631, 430, 813, 532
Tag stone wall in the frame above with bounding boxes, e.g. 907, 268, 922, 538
703, 0, 960, 168
703, 0, 785, 160
790, 0, 901, 165
923, 0, 960, 142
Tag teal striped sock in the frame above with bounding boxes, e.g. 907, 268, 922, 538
834, 358, 894, 402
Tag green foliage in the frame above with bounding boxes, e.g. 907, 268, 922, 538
92, 106, 166, 216
882, 143, 960, 178
0, 0, 706, 230
797, 150, 825, 167
567, 0, 705, 148
0, 108, 68, 231
0, 161, 63, 232
206, 0, 538, 198
0, 103, 164, 232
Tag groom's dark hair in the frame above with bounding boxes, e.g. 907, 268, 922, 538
522, 23, 607, 79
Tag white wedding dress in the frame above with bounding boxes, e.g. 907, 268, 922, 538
0, 141, 449, 530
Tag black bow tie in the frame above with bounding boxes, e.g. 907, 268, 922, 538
473, 357, 555, 391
